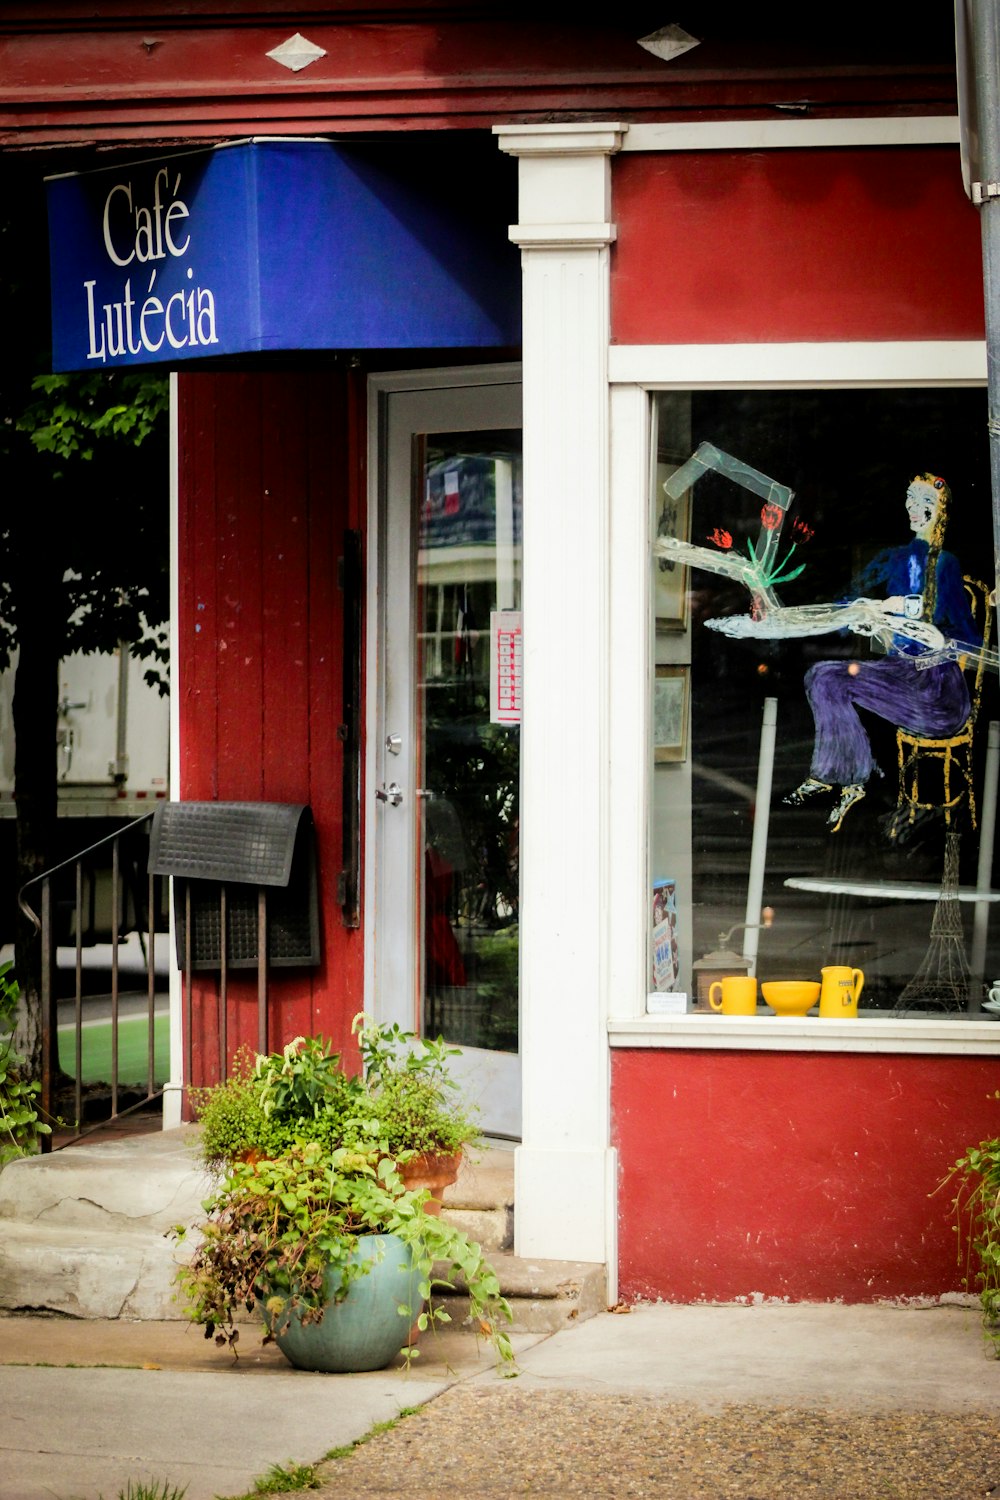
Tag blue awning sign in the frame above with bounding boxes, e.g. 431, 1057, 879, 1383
81, 163, 217, 363
47, 139, 520, 371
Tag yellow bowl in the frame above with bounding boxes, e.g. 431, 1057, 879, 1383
761, 981, 820, 1017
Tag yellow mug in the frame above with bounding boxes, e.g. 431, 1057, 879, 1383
819, 965, 864, 1018
708, 976, 758, 1016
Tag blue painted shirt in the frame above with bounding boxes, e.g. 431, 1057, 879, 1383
852, 540, 977, 655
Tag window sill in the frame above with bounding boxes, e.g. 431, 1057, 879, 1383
608, 1011, 1000, 1055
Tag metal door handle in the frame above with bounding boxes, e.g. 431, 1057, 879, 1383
375, 782, 404, 807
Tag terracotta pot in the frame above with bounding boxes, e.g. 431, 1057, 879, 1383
397, 1149, 463, 1217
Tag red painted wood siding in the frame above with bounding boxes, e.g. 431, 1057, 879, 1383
613, 1048, 998, 1302
0, 9, 955, 146
611, 147, 985, 344
177, 368, 365, 1083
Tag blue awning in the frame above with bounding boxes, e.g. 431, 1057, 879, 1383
46, 138, 521, 371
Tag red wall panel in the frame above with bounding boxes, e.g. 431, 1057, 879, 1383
612, 147, 985, 345
613, 1048, 998, 1303
177, 368, 365, 1083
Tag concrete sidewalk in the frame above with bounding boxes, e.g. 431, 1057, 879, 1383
1, 1302, 999, 1499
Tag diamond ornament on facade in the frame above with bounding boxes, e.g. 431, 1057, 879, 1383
266, 33, 327, 73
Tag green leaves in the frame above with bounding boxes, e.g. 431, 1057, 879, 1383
0, 960, 50, 1165
18, 372, 169, 459
174, 1136, 515, 1371
179, 1028, 509, 1367
194, 1026, 479, 1172
941, 1119, 1000, 1355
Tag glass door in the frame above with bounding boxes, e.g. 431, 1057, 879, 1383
372, 371, 522, 1138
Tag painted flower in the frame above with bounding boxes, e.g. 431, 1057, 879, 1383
760, 502, 784, 532
708, 527, 733, 549
790, 516, 815, 543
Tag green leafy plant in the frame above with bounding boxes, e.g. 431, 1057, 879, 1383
353, 1014, 480, 1158
191, 1021, 480, 1173
173, 1141, 514, 1369
189, 1046, 296, 1171
941, 1122, 1000, 1355
0, 961, 51, 1165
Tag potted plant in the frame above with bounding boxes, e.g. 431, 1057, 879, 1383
176, 1017, 509, 1371
173, 1140, 514, 1372
191, 1016, 480, 1194
940, 1126, 1000, 1355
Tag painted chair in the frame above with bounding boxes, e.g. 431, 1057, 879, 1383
895, 577, 993, 830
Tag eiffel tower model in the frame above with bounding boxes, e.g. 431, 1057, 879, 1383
893, 829, 970, 1014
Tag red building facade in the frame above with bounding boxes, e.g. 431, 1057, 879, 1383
1, 4, 996, 1304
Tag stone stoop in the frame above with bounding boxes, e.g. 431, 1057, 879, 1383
439, 1145, 515, 1253
437, 1146, 607, 1334
0, 1127, 209, 1320
0, 1133, 607, 1332
432, 1251, 608, 1335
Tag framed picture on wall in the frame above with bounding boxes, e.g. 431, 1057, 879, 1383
653, 665, 689, 762
653, 458, 690, 630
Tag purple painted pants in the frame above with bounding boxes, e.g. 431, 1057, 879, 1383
805, 657, 970, 786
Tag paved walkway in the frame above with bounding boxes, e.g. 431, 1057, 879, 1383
1, 1302, 999, 1499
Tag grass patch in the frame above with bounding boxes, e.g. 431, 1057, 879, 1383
59, 1014, 169, 1086
226, 1405, 427, 1499
251, 1463, 319, 1494
108, 1484, 187, 1500
323, 1405, 424, 1462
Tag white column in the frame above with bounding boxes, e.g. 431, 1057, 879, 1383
495, 123, 626, 1265
163, 370, 183, 1130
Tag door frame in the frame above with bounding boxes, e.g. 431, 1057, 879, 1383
364, 363, 523, 1133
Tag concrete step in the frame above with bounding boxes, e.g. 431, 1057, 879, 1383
0, 1220, 186, 1321
0, 1126, 209, 1234
432, 1250, 607, 1334
0, 1133, 605, 1333
0, 1127, 207, 1320
440, 1145, 514, 1253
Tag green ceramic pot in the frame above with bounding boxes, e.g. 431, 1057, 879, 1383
270, 1233, 420, 1373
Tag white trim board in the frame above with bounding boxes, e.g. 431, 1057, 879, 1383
622, 117, 960, 153
608, 342, 987, 387
609, 1016, 1000, 1056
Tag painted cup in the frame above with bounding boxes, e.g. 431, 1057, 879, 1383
708, 976, 758, 1016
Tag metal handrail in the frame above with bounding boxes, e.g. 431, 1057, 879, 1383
16, 812, 165, 1148
17, 812, 155, 920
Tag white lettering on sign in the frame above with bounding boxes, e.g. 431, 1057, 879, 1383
83, 165, 216, 364
85, 267, 218, 364
101, 168, 191, 268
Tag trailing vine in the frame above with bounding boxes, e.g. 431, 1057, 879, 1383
940, 1113, 1000, 1356
0, 961, 51, 1166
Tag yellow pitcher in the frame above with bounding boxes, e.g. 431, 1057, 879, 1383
819, 965, 864, 1018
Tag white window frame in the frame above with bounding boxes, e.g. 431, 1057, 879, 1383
606, 339, 1000, 1056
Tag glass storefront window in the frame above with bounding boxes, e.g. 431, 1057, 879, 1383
649, 387, 1000, 1016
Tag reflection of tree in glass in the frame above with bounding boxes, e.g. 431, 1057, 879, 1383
424, 683, 520, 1053
426, 686, 519, 930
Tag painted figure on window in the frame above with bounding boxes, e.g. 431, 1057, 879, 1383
654, 456, 986, 835
783, 473, 976, 830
